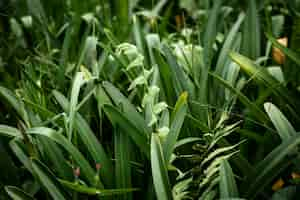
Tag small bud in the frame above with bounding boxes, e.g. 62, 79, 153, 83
74, 167, 80, 178
291, 172, 300, 179
272, 178, 284, 191
96, 163, 101, 171
272, 37, 288, 64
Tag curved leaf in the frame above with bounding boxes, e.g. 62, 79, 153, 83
0, 125, 22, 138
31, 159, 68, 200
53, 90, 113, 187
26, 127, 99, 187
243, 133, 300, 199
5, 186, 36, 200
229, 52, 299, 109
264, 102, 297, 140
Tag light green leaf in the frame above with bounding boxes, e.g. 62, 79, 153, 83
5, 186, 36, 200
163, 92, 188, 163
219, 160, 239, 198
151, 134, 172, 200
114, 127, 133, 200
0, 125, 22, 138
68, 72, 86, 140
229, 52, 299, 109
264, 102, 297, 140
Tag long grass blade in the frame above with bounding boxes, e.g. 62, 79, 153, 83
163, 92, 188, 163
151, 134, 172, 200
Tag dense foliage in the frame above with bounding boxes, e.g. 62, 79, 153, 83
0, 0, 300, 199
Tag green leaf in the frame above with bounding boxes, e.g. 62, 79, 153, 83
0, 86, 30, 126
102, 81, 151, 135
115, 0, 129, 37
271, 186, 297, 200
5, 186, 36, 200
153, 48, 176, 106
103, 105, 150, 159
151, 134, 172, 200
215, 12, 245, 75
264, 102, 297, 141
68, 72, 86, 140
162, 45, 195, 99
219, 160, 239, 198
163, 92, 188, 163
26, 127, 100, 187
31, 159, 68, 200
53, 90, 113, 187
58, 179, 139, 196
229, 52, 299, 109
9, 139, 33, 173
242, 0, 260, 59
37, 137, 73, 180
203, 0, 223, 67
0, 125, 22, 138
114, 127, 133, 200
26, 0, 47, 24
210, 72, 269, 123
243, 133, 300, 199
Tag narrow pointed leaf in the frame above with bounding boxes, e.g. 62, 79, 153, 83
31, 159, 68, 200
53, 90, 113, 187
26, 127, 100, 187
5, 186, 36, 200
229, 52, 299, 109
103, 105, 150, 159
163, 92, 188, 163
244, 133, 300, 198
219, 160, 239, 198
151, 134, 172, 200
0, 125, 22, 138
264, 102, 297, 140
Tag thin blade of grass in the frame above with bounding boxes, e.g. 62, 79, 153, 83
242, 0, 261, 59
163, 92, 188, 163
114, 127, 132, 200
151, 134, 172, 200
68, 72, 86, 140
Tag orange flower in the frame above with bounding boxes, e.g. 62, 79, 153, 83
291, 172, 300, 179
272, 178, 284, 191
272, 37, 288, 64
